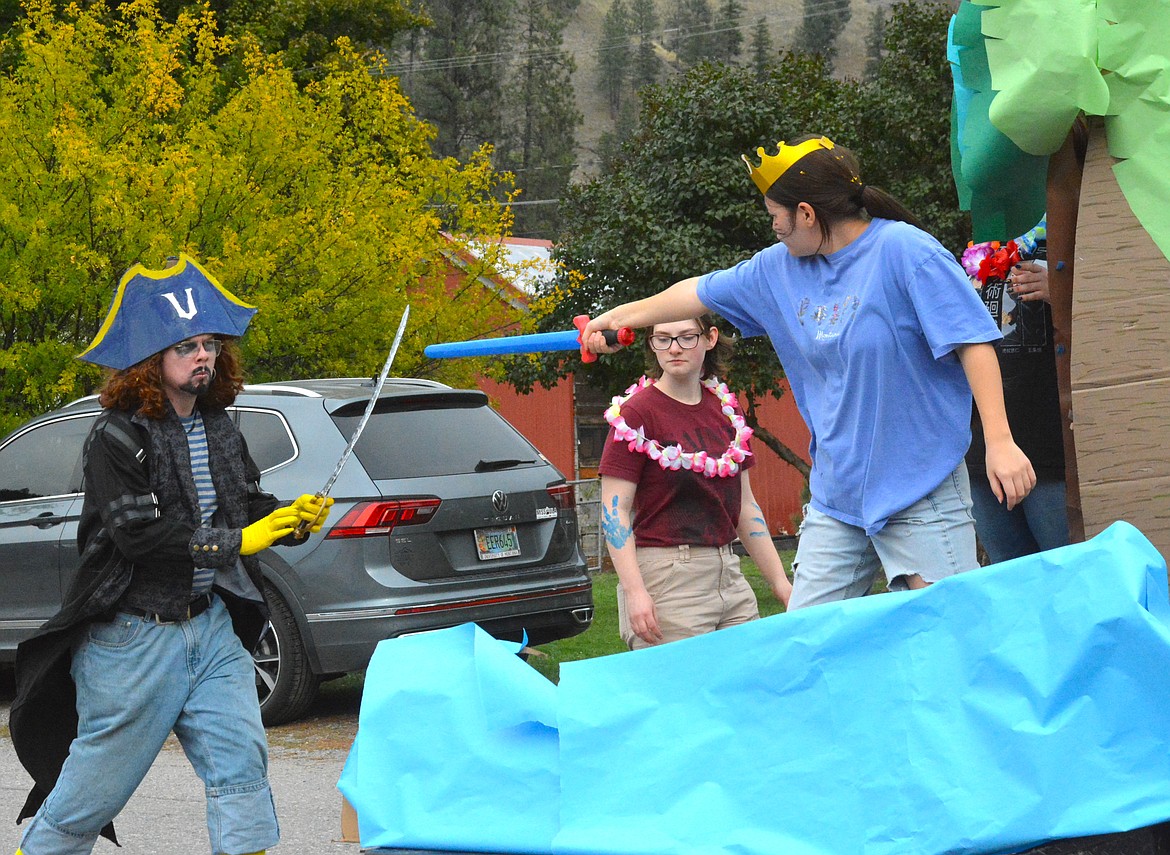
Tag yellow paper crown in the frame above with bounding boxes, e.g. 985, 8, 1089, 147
741, 136, 835, 194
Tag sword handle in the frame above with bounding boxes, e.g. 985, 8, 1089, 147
292, 492, 327, 540
573, 315, 635, 363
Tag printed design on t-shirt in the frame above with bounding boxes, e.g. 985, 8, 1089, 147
673, 424, 731, 457
797, 295, 860, 341
977, 278, 1050, 355
663, 478, 732, 544
658, 423, 739, 543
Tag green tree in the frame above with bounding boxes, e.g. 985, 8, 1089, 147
853, 0, 964, 249
500, 0, 581, 237
595, 101, 638, 173
710, 0, 743, 64
669, 0, 716, 68
508, 0, 961, 480
0, 0, 429, 73
207, 0, 427, 71
597, 0, 631, 118
401, 0, 514, 160
629, 0, 660, 90
595, 0, 656, 161
794, 0, 851, 70
0, 0, 521, 436
748, 16, 774, 80
864, 4, 887, 79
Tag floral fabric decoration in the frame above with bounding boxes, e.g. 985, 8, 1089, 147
604, 376, 753, 478
962, 238, 1020, 284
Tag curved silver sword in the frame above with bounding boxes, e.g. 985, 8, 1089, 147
294, 305, 410, 537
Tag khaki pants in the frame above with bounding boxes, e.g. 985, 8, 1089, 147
618, 544, 760, 650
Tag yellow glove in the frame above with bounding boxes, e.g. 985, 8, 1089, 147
241, 506, 301, 555
291, 493, 334, 533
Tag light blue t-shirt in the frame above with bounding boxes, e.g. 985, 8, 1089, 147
697, 218, 1000, 534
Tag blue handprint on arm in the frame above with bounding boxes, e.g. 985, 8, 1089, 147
602, 494, 633, 550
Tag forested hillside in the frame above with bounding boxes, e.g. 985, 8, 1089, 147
564, 0, 892, 175
391, 0, 897, 238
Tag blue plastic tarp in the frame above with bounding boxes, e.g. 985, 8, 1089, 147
338, 625, 560, 853
339, 521, 1170, 855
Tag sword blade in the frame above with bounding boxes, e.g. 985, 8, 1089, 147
320, 305, 411, 497
424, 329, 580, 359
294, 305, 410, 537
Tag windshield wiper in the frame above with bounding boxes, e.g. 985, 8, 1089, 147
474, 458, 535, 472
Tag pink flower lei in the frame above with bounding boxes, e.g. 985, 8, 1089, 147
604, 376, 753, 477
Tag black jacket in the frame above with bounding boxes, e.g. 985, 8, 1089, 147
10, 402, 300, 839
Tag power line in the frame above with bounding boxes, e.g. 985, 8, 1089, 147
381, 1, 855, 76
502, 199, 560, 207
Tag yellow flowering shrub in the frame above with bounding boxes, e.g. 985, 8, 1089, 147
0, 0, 519, 434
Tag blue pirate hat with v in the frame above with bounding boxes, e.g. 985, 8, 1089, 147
79, 254, 257, 370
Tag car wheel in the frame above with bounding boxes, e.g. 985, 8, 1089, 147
253, 583, 320, 726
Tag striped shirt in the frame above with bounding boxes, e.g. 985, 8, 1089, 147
182, 411, 219, 595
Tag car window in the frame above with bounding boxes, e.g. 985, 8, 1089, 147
234, 408, 297, 472
336, 403, 539, 479
0, 414, 94, 501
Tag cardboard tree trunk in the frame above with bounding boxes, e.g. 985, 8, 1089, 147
1071, 122, 1170, 564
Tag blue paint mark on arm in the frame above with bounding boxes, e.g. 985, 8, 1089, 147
747, 502, 769, 537
602, 494, 633, 550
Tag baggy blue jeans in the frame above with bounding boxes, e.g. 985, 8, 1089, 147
18, 595, 279, 855
970, 475, 1070, 564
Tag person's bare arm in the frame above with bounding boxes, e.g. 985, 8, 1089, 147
583, 278, 708, 353
601, 475, 663, 645
736, 471, 791, 607
957, 342, 1036, 509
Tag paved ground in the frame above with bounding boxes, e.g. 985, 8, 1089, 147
1, 667, 363, 854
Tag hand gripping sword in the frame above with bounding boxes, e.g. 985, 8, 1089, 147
293, 305, 410, 538
424, 314, 634, 362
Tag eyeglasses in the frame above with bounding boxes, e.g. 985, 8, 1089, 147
171, 339, 223, 358
648, 332, 702, 351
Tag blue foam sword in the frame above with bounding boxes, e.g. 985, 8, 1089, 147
425, 314, 634, 363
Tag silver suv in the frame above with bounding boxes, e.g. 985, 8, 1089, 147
0, 378, 593, 723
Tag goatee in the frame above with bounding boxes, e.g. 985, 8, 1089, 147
180, 369, 213, 396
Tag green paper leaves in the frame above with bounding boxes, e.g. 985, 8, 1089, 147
952, 0, 1170, 258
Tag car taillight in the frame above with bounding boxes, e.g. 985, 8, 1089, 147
547, 483, 574, 511
326, 498, 442, 538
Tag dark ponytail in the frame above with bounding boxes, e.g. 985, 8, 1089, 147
764, 135, 922, 248
856, 185, 921, 229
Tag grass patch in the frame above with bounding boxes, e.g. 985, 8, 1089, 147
526, 552, 795, 683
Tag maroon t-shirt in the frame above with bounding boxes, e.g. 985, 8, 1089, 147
598, 382, 754, 548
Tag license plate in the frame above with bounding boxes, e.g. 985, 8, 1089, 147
475, 525, 521, 560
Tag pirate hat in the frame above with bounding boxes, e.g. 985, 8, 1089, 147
79, 254, 257, 370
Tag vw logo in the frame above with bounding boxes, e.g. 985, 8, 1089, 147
491, 490, 509, 513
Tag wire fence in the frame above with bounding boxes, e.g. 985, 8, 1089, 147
570, 477, 604, 574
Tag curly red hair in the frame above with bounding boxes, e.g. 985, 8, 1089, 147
99, 338, 245, 418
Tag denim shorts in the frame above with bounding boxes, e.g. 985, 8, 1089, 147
787, 464, 979, 611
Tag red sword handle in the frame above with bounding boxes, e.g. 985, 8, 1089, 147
573, 315, 636, 363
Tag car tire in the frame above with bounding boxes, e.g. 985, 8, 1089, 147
254, 582, 320, 726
